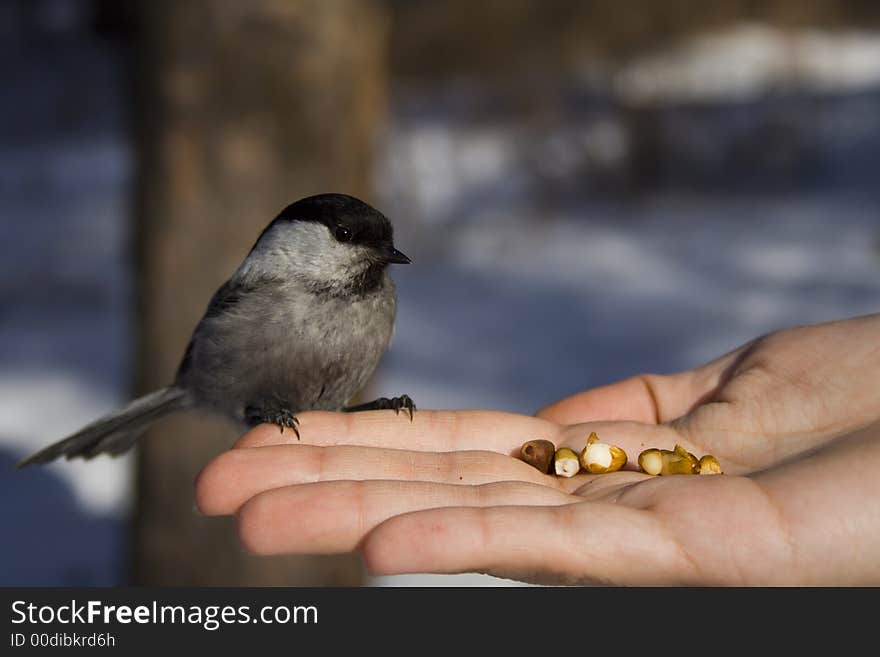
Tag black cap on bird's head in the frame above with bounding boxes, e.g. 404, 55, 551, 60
271, 193, 411, 265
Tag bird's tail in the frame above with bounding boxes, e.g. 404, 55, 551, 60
17, 387, 190, 467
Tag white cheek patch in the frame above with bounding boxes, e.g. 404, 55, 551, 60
238, 221, 372, 285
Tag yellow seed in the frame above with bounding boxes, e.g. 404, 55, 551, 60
580, 438, 627, 474
554, 448, 581, 477
660, 449, 698, 475
699, 454, 723, 475
673, 444, 701, 473
638, 448, 663, 475
660, 449, 694, 475
520, 439, 555, 474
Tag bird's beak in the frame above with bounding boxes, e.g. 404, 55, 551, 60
384, 247, 412, 264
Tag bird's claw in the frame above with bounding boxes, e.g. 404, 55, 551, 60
245, 405, 301, 439
275, 410, 301, 439
391, 394, 416, 421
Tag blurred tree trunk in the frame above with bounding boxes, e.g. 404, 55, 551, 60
130, 0, 388, 585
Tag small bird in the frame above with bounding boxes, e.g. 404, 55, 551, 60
19, 193, 415, 467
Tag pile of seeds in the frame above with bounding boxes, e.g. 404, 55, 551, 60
520, 433, 723, 477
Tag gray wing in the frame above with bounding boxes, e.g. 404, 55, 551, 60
174, 277, 254, 382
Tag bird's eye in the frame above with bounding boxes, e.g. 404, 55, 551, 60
334, 226, 352, 242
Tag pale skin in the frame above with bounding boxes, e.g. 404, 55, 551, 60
195, 314, 880, 585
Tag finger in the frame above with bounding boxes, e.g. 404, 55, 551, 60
237, 411, 700, 467
360, 502, 696, 585
236, 409, 561, 455
536, 347, 748, 426
236, 479, 575, 555
196, 443, 570, 515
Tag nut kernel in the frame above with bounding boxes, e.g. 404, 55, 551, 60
554, 447, 581, 477
580, 434, 627, 474
638, 448, 663, 476
520, 439, 556, 474
699, 454, 723, 475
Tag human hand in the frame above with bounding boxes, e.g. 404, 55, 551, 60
195, 314, 880, 585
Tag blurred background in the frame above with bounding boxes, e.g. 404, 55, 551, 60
2, 0, 879, 586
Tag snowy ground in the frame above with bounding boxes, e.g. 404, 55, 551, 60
1, 25, 879, 586
0, 38, 134, 585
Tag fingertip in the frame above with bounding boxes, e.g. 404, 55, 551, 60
236, 490, 279, 556
359, 536, 394, 576
359, 512, 430, 576
194, 449, 246, 515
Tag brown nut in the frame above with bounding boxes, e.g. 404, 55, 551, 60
580, 432, 627, 474
554, 447, 581, 477
698, 454, 723, 474
520, 439, 556, 473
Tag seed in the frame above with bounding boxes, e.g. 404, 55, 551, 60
699, 454, 723, 474
580, 432, 627, 474
658, 448, 697, 475
520, 439, 555, 474
554, 447, 581, 477
638, 445, 700, 475
638, 448, 663, 476
673, 444, 701, 474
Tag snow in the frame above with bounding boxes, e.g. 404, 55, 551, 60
615, 23, 880, 103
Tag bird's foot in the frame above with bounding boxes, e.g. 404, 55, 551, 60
245, 405, 301, 439
344, 395, 416, 421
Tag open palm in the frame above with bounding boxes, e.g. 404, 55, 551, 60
196, 314, 880, 585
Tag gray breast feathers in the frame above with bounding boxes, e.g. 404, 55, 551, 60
177, 273, 396, 422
